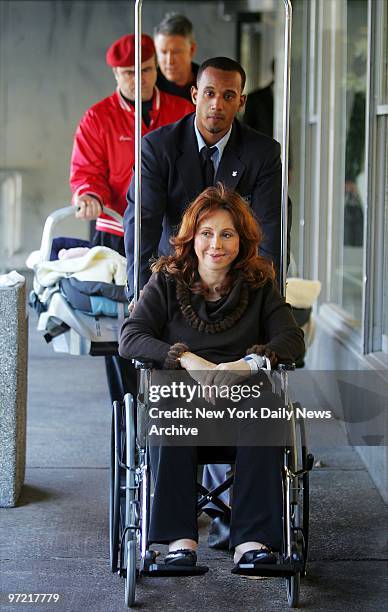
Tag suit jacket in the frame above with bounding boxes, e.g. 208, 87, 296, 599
124, 112, 289, 295
244, 84, 274, 137
244, 84, 292, 170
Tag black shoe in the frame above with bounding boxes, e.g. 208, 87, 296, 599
165, 549, 197, 566
231, 548, 277, 573
207, 515, 230, 550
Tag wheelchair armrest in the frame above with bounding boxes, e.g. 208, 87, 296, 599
276, 363, 296, 371
133, 359, 154, 370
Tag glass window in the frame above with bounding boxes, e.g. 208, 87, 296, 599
331, 0, 368, 330
381, 0, 388, 103
383, 152, 388, 351
381, 0, 388, 351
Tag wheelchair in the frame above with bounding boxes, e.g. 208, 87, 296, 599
109, 358, 314, 608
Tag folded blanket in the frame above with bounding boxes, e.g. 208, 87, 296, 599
286, 278, 321, 309
35, 246, 127, 287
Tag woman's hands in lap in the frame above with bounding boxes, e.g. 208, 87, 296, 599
179, 352, 216, 384
203, 360, 251, 388
180, 352, 251, 404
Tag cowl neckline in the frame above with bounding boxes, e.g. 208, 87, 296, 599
175, 276, 250, 334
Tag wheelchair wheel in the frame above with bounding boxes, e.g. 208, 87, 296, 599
301, 445, 310, 577
109, 401, 122, 573
124, 539, 137, 607
295, 412, 310, 577
287, 573, 300, 608
122, 393, 138, 607
284, 414, 302, 608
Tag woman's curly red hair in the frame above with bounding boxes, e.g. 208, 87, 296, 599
152, 184, 275, 289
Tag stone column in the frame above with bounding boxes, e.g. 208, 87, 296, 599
0, 280, 28, 506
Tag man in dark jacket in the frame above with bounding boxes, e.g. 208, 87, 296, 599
125, 56, 285, 293
70, 33, 193, 406
71, 33, 193, 254
243, 60, 275, 137
244, 60, 292, 171
124, 56, 288, 549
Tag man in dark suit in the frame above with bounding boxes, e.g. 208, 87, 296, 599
125, 56, 283, 293
124, 56, 287, 549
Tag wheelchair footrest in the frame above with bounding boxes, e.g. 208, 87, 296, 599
142, 563, 209, 577
231, 559, 303, 577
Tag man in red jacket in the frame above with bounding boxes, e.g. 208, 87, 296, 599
70, 33, 193, 405
70, 33, 193, 256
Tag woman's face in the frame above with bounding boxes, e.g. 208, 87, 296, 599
194, 209, 240, 276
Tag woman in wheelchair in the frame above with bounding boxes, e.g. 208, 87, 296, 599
119, 184, 304, 571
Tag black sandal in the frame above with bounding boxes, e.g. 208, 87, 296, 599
165, 549, 197, 567
232, 548, 276, 573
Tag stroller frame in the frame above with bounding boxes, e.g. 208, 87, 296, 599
32, 205, 125, 357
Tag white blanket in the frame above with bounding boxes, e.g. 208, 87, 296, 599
35, 246, 127, 287
286, 278, 321, 309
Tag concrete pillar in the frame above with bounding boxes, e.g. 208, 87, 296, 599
0, 279, 28, 506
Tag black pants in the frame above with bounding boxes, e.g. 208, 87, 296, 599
149, 444, 283, 551
104, 353, 137, 403
90, 230, 125, 256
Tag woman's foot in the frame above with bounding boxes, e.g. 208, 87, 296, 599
165, 539, 198, 566
168, 538, 197, 552
234, 541, 271, 564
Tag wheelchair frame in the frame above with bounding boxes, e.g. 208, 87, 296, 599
109, 363, 314, 608
110, 0, 308, 607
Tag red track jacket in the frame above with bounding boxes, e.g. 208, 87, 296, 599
70, 87, 194, 236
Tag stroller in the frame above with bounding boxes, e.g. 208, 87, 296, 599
28, 205, 127, 358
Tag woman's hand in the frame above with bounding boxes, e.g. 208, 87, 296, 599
179, 352, 217, 404
203, 359, 251, 388
179, 352, 216, 381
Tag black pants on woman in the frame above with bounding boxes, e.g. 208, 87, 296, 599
149, 444, 284, 551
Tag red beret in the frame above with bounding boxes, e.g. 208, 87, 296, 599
106, 34, 155, 68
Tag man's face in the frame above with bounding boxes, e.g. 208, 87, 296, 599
114, 55, 157, 101
154, 34, 196, 87
191, 67, 246, 143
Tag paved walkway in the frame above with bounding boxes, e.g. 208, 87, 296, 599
1, 322, 387, 611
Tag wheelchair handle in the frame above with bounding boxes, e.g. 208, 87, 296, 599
38, 205, 123, 263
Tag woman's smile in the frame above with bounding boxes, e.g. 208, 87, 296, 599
206, 251, 225, 259
194, 209, 240, 278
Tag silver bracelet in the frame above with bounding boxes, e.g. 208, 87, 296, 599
244, 353, 266, 370
243, 355, 259, 374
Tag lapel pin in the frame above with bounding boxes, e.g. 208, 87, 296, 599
232, 170, 237, 177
